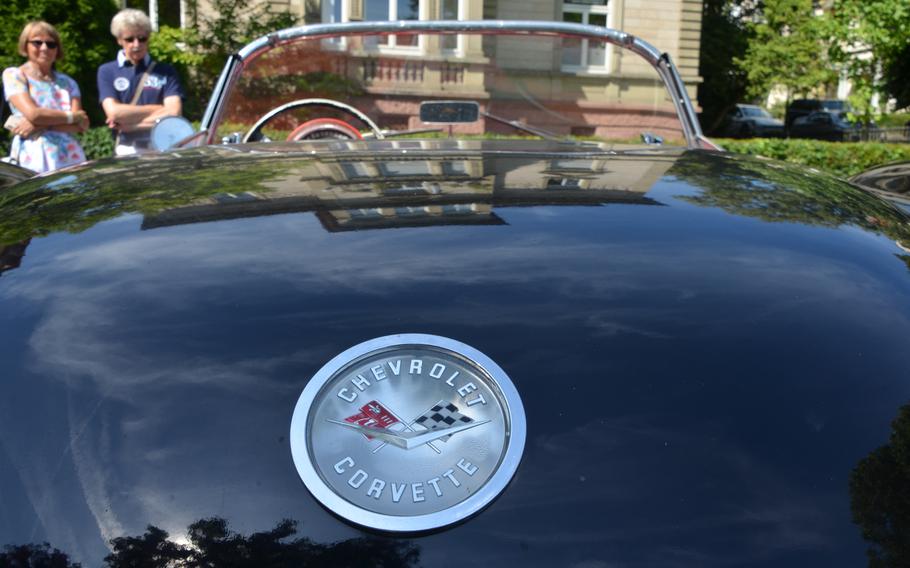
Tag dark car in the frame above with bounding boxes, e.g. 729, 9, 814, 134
784, 98, 850, 133
789, 110, 864, 141
2, 21, 910, 568
718, 103, 784, 138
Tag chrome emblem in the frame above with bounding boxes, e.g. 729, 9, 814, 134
290, 334, 526, 532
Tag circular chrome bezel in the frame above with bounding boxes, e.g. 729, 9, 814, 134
290, 333, 526, 532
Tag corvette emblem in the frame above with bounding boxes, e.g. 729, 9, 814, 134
290, 334, 526, 532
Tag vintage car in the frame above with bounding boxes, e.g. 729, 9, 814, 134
716, 103, 784, 138
1, 20, 909, 567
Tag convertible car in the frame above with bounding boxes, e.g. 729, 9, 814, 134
2, 21, 909, 567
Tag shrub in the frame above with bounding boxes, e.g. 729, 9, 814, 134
76, 126, 115, 161
717, 138, 910, 179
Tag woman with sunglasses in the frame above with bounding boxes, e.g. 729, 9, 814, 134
2, 21, 88, 172
97, 9, 183, 156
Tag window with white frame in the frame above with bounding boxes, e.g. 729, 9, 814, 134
321, 0, 345, 47
363, 0, 424, 51
322, 0, 343, 23
440, 0, 464, 53
561, 1, 611, 73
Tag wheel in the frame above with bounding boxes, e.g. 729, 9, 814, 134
242, 98, 382, 143
286, 118, 363, 141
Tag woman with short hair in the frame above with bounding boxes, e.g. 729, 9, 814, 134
2, 21, 88, 172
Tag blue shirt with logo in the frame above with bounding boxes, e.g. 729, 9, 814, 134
97, 52, 184, 147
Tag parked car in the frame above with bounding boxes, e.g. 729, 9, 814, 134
2, 20, 909, 567
784, 98, 850, 134
789, 110, 864, 141
718, 103, 784, 138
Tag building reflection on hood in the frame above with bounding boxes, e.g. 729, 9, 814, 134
0, 517, 420, 568
139, 149, 671, 233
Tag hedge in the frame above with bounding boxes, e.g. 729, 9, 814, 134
717, 138, 910, 179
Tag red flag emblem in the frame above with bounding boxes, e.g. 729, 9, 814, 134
344, 400, 399, 439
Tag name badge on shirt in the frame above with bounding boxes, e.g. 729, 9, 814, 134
114, 77, 130, 92
145, 75, 167, 90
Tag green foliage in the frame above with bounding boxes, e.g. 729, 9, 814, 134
877, 112, 910, 128
697, 0, 759, 134
0, 0, 119, 124
148, 25, 206, 118
718, 138, 910, 178
674, 151, 910, 252
149, 26, 204, 68
0, 150, 294, 243
146, 2, 299, 121
829, 0, 910, 114
75, 125, 114, 160
236, 71, 364, 99
734, 0, 836, 103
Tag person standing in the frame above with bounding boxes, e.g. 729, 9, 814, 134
2, 21, 88, 173
96, 9, 183, 156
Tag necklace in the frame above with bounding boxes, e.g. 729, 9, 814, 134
25, 62, 54, 82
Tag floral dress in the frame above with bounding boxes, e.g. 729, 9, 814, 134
3, 67, 86, 173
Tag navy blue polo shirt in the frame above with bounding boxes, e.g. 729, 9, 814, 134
97, 51, 184, 147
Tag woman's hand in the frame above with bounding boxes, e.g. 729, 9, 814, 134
13, 117, 41, 138
74, 110, 90, 132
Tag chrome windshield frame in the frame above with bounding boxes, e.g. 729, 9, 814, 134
200, 20, 709, 148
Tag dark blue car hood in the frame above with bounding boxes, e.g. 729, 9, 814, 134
1, 141, 909, 567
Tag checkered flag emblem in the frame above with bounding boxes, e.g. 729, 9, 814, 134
413, 401, 473, 443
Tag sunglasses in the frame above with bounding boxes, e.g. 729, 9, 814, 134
122, 36, 149, 44
28, 40, 58, 49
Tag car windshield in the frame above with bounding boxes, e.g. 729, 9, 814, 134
823, 100, 848, 111
740, 107, 770, 118
204, 24, 691, 149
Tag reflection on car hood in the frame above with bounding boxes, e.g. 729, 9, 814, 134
2, 141, 910, 567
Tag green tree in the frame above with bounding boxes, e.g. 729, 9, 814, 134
697, 0, 762, 134
148, 0, 298, 120
735, 0, 836, 104
829, 0, 910, 116
850, 403, 910, 567
0, 0, 119, 124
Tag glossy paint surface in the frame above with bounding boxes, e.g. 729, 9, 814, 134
1, 142, 910, 567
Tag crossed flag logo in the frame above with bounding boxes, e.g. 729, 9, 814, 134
341, 399, 475, 454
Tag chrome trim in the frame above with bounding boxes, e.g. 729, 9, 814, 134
202, 54, 240, 142
241, 98, 384, 143
201, 20, 705, 147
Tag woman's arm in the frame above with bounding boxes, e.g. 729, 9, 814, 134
8, 91, 88, 128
